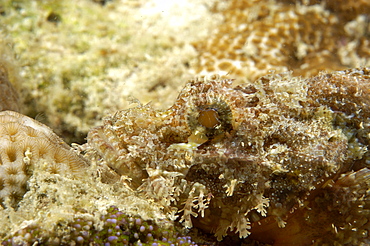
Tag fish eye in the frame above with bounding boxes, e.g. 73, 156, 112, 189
187, 99, 233, 143
197, 108, 220, 129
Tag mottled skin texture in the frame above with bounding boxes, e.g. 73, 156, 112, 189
86, 68, 370, 244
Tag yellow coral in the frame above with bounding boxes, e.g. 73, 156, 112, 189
0, 111, 88, 207
192, 0, 370, 82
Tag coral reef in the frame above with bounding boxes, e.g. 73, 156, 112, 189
0, 112, 198, 245
192, 0, 370, 82
281, 0, 370, 22
0, 0, 369, 245
0, 66, 19, 112
86, 68, 369, 244
0, 132, 185, 244
2, 206, 198, 246
1, 0, 368, 144
0, 68, 368, 244
0, 0, 220, 144
0, 111, 88, 207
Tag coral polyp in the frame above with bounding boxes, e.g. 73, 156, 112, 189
0, 111, 88, 207
2, 206, 198, 246
86, 68, 370, 244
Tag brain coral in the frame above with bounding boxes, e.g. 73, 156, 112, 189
0, 111, 88, 207
193, 0, 370, 82
86, 67, 369, 244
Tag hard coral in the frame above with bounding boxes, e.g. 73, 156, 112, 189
86, 68, 369, 244
2, 206, 198, 246
282, 0, 370, 22
193, 0, 370, 82
0, 111, 88, 207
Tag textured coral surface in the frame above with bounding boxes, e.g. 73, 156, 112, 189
193, 0, 370, 82
0, 111, 87, 207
